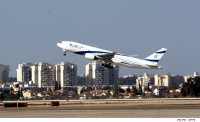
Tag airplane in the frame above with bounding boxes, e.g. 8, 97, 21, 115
57, 41, 167, 69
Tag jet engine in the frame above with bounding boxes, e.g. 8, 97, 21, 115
85, 53, 97, 60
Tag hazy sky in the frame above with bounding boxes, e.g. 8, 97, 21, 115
0, 0, 200, 77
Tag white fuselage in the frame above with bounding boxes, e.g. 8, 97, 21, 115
112, 54, 158, 69
57, 41, 160, 69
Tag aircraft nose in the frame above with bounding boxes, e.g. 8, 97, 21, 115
57, 42, 62, 48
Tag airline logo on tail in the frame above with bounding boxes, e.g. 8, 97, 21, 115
145, 48, 167, 63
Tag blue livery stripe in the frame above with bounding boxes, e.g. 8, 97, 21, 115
145, 59, 159, 62
156, 51, 166, 54
74, 51, 110, 55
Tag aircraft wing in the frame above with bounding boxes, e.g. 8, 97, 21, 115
95, 52, 116, 61
95, 52, 117, 68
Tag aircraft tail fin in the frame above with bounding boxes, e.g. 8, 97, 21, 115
145, 48, 167, 63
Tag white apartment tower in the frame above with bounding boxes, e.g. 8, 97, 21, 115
16, 63, 32, 82
17, 62, 77, 88
17, 62, 56, 88
31, 64, 38, 84
85, 61, 119, 85
31, 63, 56, 87
154, 74, 171, 87
37, 62, 56, 88
136, 73, 150, 91
55, 62, 77, 87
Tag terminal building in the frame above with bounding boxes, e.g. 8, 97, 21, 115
85, 61, 119, 85
0, 64, 9, 82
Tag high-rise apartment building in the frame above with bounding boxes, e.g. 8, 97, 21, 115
16, 63, 32, 82
17, 62, 77, 88
154, 74, 171, 87
37, 62, 56, 88
55, 62, 77, 87
136, 73, 150, 92
0, 64, 9, 82
85, 61, 119, 85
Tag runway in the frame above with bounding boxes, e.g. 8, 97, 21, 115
1, 108, 200, 118
1, 104, 200, 117
1, 98, 200, 117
